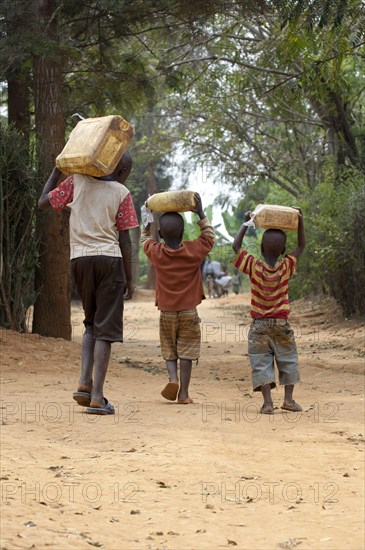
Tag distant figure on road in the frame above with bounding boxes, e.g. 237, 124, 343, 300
231, 269, 242, 295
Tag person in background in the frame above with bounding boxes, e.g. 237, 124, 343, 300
231, 268, 242, 295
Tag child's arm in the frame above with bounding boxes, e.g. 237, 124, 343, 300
291, 208, 306, 258
192, 193, 215, 245
119, 230, 134, 300
38, 167, 62, 210
232, 211, 251, 254
140, 203, 156, 245
140, 221, 155, 244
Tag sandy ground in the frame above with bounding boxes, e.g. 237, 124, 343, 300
1, 290, 364, 550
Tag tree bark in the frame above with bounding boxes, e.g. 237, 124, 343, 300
31, 0, 71, 340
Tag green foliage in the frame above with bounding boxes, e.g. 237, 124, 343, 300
0, 124, 38, 330
288, 166, 365, 315
273, 0, 355, 30
314, 168, 364, 315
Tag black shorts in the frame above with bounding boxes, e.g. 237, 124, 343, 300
71, 256, 125, 342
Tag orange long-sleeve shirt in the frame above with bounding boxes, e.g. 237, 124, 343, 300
141, 217, 215, 311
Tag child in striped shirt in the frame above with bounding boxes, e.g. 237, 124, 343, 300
232, 209, 305, 414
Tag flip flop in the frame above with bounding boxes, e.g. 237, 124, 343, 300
73, 391, 91, 407
161, 382, 179, 401
281, 401, 302, 412
85, 398, 115, 415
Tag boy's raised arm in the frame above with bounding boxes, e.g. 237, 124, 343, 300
192, 193, 215, 245
292, 208, 306, 258
232, 211, 251, 254
140, 221, 155, 243
140, 203, 156, 244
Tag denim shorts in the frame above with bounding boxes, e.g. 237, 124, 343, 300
159, 308, 201, 361
247, 318, 300, 391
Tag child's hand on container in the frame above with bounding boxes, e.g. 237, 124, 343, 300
191, 193, 204, 218
244, 211, 251, 222
141, 204, 154, 227
291, 206, 303, 220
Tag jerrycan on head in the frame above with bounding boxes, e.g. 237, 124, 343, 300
245, 204, 299, 231
56, 115, 134, 177
146, 191, 197, 213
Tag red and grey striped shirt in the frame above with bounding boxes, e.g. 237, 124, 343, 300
232, 249, 297, 318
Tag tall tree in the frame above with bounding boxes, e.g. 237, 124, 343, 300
31, 0, 71, 339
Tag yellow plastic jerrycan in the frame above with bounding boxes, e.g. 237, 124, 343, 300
248, 204, 299, 231
56, 115, 133, 177
146, 191, 196, 212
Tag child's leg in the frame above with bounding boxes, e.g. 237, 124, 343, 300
261, 384, 274, 414
166, 359, 178, 383
176, 309, 200, 404
161, 359, 180, 401
284, 384, 294, 402
90, 339, 111, 406
160, 312, 180, 401
78, 331, 95, 392
248, 321, 275, 413
178, 359, 193, 403
274, 322, 302, 412
282, 384, 302, 411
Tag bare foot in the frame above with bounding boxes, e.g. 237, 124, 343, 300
177, 396, 194, 404
260, 403, 274, 414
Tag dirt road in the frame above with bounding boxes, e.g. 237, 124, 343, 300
1, 291, 364, 550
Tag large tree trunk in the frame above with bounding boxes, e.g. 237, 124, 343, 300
31, 0, 71, 340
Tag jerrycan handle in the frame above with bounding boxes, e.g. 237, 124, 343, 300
71, 112, 85, 121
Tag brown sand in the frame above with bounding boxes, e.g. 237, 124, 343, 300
1, 291, 364, 550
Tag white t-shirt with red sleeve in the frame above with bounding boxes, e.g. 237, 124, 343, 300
48, 174, 139, 259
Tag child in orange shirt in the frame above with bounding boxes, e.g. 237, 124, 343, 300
141, 194, 215, 403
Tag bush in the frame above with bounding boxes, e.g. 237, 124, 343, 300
0, 124, 38, 331
291, 167, 365, 316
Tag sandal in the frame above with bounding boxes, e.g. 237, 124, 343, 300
85, 398, 115, 415
281, 401, 302, 412
73, 391, 91, 407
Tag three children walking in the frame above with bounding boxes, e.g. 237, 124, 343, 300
40, 155, 305, 414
